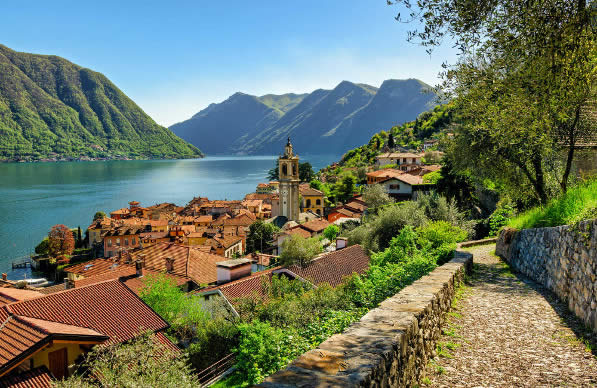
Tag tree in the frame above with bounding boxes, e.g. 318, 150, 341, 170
388, 0, 596, 204
279, 234, 322, 267
34, 238, 49, 256
388, 133, 395, 149
48, 224, 75, 257
267, 165, 279, 181
337, 175, 357, 203
55, 333, 199, 388
246, 220, 279, 253
299, 162, 315, 182
362, 184, 394, 210
93, 211, 106, 221
323, 225, 340, 242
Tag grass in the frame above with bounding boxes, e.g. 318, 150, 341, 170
507, 178, 597, 229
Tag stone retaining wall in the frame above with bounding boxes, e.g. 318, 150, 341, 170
496, 219, 597, 332
259, 250, 473, 387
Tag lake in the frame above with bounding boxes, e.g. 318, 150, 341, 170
0, 154, 339, 279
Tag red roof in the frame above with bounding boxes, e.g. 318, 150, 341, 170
0, 280, 170, 374
286, 245, 370, 287
199, 245, 370, 303
295, 219, 329, 233
64, 258, 130, 277
366, 169, 404, 179
0, 366, 53, 388
131, 242, 227, 284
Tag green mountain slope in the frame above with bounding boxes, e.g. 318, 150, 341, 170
0, 45, 202, 161
170, 79, 437, 156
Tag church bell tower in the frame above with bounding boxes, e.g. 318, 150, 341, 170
278, 137, 300, 222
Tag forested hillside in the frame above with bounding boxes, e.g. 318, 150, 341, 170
0, 45, 202, 161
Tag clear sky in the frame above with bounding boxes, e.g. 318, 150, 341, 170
1, 1, 457, 127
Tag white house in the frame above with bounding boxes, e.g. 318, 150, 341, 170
375, 152, 423, 171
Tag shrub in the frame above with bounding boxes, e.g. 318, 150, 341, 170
279, 234, 322, 267
235, 321, 308, 385
34, 238, 49, 255
488, 202, 515, 236
508, 178, 597, 229
323, 224, 340, 242
416, 221, 468, 250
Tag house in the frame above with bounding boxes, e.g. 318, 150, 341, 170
109, 208, 130, 220
375, 152, 422, 171
366, 169, 404, 185
377, 174, 433, 200
299, 184, 325, 216
86, 217, 114, 247
103, 226, 145, 258
276, 218, 330, 254
139, 231, 170, 246
197, 245, 370, 313
204, 236, 244, 258
0, 280, 176, 385
148, 219, 169, 233
423, 139, 438, 150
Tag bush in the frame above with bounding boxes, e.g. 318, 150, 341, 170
416, 221, 468, 249
235, 321, 308, 385
279, 234, 322, 267
507, 178, 597, 229
488, 202, 515, 236
323, 224, 340, 242
34, 238, 49, 255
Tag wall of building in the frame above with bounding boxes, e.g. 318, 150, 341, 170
259, 250, 473, 387
31, 342, 86, 377
496, 220, 597, 332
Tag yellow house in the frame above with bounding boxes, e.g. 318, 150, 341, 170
299, 184, 325, 216
0, 281, 175, 384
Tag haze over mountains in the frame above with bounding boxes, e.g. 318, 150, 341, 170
170, 79, 437, 155
0, 45, 202, 161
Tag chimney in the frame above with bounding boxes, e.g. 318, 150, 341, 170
216, 258, 252, 284
165, 257, 174, 273
336, 237, 348, 250
64, 278, 75, 289
135, 258, 144, 277
1, 273, 6, 281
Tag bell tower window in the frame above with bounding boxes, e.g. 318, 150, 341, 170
282, 164, 288, 176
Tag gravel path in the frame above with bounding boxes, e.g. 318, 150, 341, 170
425, 244, 597, 388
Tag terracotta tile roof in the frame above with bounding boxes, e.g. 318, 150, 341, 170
366, 169, 404, 178
381, 174, 424, 186
103, 226, 145, 237
222, 215, 254, 227
73, 266, 136, 288
64, 258, 129, 277
7, 280, 168, 346
0, 366, 53, 388
283, 228, 312, 239
286, 245, 370, 287
0, 289, 43, 305
194, 215, 213, 223
34, 283, 66, 295
110, 208, 130, 215
376, 152, 421, 159
244, 193, 275, 202
299, 184, 324, 197
130, 243, 227, 284
242, 199, 263, 207
140, 231, 169, 239
121, 269, 190, 295
213, 236, 243, 248
148, 219, 169, 227
331, 207, 358, 218
200, 267, 282, 301
344, 200, 366, 213
296, 219, 329, 233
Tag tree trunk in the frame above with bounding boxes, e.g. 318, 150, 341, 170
532, 156, 548, 204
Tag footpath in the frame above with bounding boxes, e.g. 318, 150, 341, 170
426, 244, 597, 387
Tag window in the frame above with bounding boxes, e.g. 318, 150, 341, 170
124, 238, 129, 246
316, 199, 321, 205
116, 238, 120, 246
306, 199, 312, 207
282, 164, 288, 176
292, 163, 297, 176
132, 237, 136, 245
107, 239, 112, 247
316, 209, 321, 215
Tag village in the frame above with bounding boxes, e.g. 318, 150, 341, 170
0, 139, 443, 386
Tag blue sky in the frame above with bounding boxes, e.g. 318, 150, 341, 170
1, 1, 457, 126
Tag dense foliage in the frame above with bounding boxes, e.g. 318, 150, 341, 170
55, 333, 199, 388
225, 202, 468, 385
388, 0, 596, 204
0, 45, 202, 161
278, 234, 322, 267
332, 104, 454, 168
508, 178, 597, 230
246, 220, 279, 253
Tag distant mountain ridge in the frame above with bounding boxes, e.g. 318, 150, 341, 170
170, 78, 437, 155
0, 45, 202, 161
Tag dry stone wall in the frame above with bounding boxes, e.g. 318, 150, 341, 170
496, 219, 597, 332
258, 250, 473, 387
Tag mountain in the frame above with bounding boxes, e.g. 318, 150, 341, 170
170, 79, 437, 156
0, 45, 202, 161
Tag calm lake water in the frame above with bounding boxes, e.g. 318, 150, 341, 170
0, 155, 339, 279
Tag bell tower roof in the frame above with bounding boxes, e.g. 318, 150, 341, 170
283, 137, 294, 158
